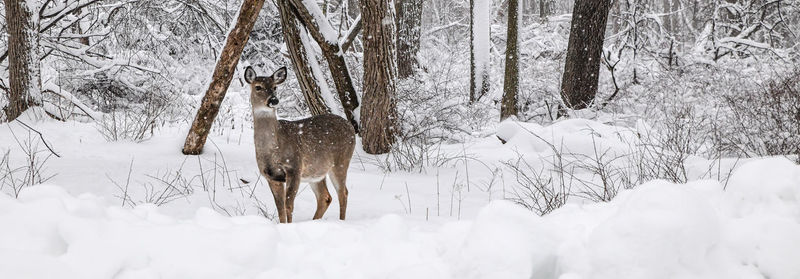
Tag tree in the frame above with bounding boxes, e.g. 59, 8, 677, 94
501, 0, 519, 120
470, 0, 491, 103
539, 0, 549, 21
3, 0, 41, 121
277, 0, 330, 115
287, 0, 361, 132
182, 0, 266, 155
395, 0, 423, 79
360, 0, 398, 154
560, 0, 611, 110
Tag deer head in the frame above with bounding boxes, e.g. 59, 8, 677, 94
244, 66, 287, 111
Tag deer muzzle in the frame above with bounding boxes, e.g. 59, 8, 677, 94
267, 96, 279, 107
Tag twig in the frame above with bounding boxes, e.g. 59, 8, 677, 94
405, 182, 412, 215
15, 120, 60, 158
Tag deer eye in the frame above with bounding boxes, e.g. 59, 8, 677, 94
255, 86, 263, 91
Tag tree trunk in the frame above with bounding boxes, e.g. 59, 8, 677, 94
470, 0, 491, 103
182, 0, 266, 155
360, 0, 398, 154
395, 0, 423, 79
278, 0, 330, 115
539, 0, 548, 21
501, 0, 519, 120
3, 0, 41, 122
612, 0, 621, 34
671, 0, 681, 36
347, 0, 360, 19
662, 0, 673, 33
470, 0, 476, 102
287, 0, 361, 132
560, 0, 611, 110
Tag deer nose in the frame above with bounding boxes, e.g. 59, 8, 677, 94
268, 96, 279, 107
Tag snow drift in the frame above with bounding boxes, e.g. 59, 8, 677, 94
1, 158, 798, 279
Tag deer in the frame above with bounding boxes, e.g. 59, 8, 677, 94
244, 66, 356, 223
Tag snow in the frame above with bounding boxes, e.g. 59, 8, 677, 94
1, 158, 799, 278
300, 29, 343, 117
1, 112, 799, 278
472, 0, 491, 90
718, 37, 772, 50
301, 0, 339, 44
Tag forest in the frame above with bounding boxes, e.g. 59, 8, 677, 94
1, 0, 800, 278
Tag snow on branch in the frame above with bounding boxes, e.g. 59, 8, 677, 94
288, 0, 340, 45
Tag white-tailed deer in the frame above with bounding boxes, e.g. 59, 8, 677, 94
245, 66, 356, 223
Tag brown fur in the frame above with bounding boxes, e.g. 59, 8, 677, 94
246, 66, 355, 223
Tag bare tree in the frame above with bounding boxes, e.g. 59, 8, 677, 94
396, 0, 424, 79
277, 0, 330, 115
560, 0, 611, 110
182, 0, 266, 155
3, 0, 40, 121
501, 0, 519, 120
360, 0, 398, 154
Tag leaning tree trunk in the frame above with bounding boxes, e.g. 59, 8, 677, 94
395, 0, 423, 79
559, 0, 611, 110
3, 0, 41, 122
501, 0, 520, 120
182, 0, 266, 155
360, 0, 398, 154
287, 0, 361, 132
277, 0, 330, 115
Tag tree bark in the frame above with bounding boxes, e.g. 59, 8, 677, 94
469, 0, 490, 103
395, 0, 423, 79
539, 0, 548, 21
347, 0, 360, 19
360, 0, 398, 154
611, 0, 621, 34
3, 0, 41, 122
662, 0, 673, 33
560, 0, 611, 110
182, 0, 266, 155
342, 16, 362, 53
278, 0, 330, 115
501, 0, 519, 120
287, 0, 360, 132
470, 0, 476, 102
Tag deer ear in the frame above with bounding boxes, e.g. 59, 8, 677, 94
272, 67, 287, 85
244, 66, 256, 84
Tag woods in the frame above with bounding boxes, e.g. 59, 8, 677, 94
2, 0, 800, 276
3, 0, 797, 158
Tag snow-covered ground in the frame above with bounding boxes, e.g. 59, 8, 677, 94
1, 110, 799, 279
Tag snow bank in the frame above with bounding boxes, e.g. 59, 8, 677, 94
497, 117, 639, 155
2, 159, 799, 278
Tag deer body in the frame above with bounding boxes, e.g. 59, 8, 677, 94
246, 66, 355, 223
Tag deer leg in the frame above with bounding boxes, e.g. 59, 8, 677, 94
268, 179, 287, 223
285, 175, 300, 223
310, 179, 332, 220
329, 168, 349, 220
